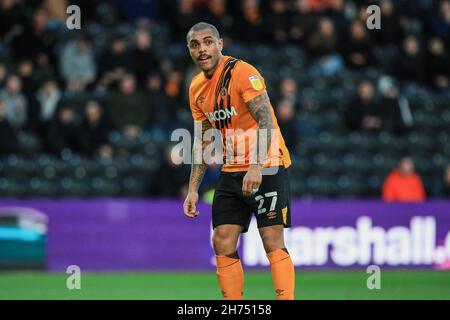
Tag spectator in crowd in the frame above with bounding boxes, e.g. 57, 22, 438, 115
152, 144, 190, 197
164, 70, 183, 101
30, 78, 61, 137
132, 29, 160, 86
277, 76, 298, 105
289, 0, 317, 45
47, 103, 84, 156
145, 72, 173, 128
16, 59, 38, 103
59, 34, 97, 91
371, 0, 403, 47
234, 0, 269, 43
266, 0, 289, 43
100, 34, 133, 76
325, 0, 349, 35
344, 80, 383, 132
378, 76, 413, 135
204, 0, 232, 39
40, 0, 68, 23
275, 99, 299, 151
395, 35, 424, 86
382, 156, 426, 202
306, 17, 343, 75
354, 2, 372, 22
79, 100, 113, 158
426, 37, 450, 90
433, 164, 450, 197
0, 98, 23, 155
16, 59, 40, 133
297, 95, 320, 137
0, 62, 7, 87
428, 0, 450, 40
343, 19, 374, 69
306, 16, 338, 56
172, 0, 200, 42
0, 0, 27, 39
368, 0, 404, 72
0, 74, 28, 130
10, 7, 57, 66
107, 73, 149, 139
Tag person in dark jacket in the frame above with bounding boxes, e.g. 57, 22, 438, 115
132, 29, 160, 86
47, 103, 84, 156
395, 35, 424, 85
344, 80, 382, 132
107, 73, 150, 139
275, 99, 299, 151
433, 164, 450, 197
426, 37, 450, 90
0, 98, 23, 155
79, 100, 114, 158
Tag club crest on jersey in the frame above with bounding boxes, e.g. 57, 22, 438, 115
196, 96, 205, 106
249, 75, 263, 91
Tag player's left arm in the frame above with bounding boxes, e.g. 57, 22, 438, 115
246, 92, 274, 160
242, 92, 274, 197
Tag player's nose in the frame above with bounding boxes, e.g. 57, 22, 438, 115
199, 44, 207, 53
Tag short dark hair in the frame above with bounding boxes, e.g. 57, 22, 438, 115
186, 22, 220, 42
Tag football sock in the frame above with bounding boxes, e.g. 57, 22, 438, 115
216, 253, 244, 300
267, 248, 295, 300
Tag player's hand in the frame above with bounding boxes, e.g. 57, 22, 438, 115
242, 165, 262, 197
183, 191, 200, 218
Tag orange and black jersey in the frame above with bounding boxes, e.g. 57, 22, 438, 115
189, 55, 291, 172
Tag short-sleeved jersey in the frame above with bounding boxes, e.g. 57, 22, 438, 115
189, 55, 291, 172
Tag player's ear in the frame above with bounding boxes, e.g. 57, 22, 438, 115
218, 38, 223, 51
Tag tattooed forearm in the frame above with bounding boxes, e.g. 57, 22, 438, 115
189, 162, 207, 192
189, 120, 213, 192
246, 92, 274, 165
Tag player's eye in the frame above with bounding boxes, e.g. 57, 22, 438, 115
205, 40, 212, 45
190, 42, 199, 49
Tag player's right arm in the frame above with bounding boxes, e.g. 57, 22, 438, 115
183, 119, 213, 218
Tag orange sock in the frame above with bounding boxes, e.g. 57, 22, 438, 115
267, 248, 295, 300
216, 255, 244, 300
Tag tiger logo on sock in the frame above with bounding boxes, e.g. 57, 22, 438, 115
276, 289, 285, 297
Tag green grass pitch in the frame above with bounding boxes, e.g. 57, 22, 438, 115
0, 270, 449, 300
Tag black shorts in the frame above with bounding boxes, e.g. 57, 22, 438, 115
212, 166, 291, 233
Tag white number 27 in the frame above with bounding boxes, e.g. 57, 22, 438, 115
254, 191, 278, 215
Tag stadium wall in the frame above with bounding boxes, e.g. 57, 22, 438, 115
0, 199, 449, 271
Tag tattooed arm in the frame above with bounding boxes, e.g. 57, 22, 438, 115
184, 119, 213, 218
241, 92, 274, 196
246, 92, 274, 166
188, 119, 213, 192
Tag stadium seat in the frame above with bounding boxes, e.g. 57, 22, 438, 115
3, 155, 36, 179
58, 177, 91, 197
27, 178, 60, 197
89, 177, 121, 196
0, 178, 27, 197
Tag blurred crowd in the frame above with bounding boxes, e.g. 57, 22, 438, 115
0, 0, 449, 199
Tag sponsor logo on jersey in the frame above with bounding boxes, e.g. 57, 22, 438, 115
204, 106, 238, 122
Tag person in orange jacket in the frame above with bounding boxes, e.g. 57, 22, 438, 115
382, 156, 426, 202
